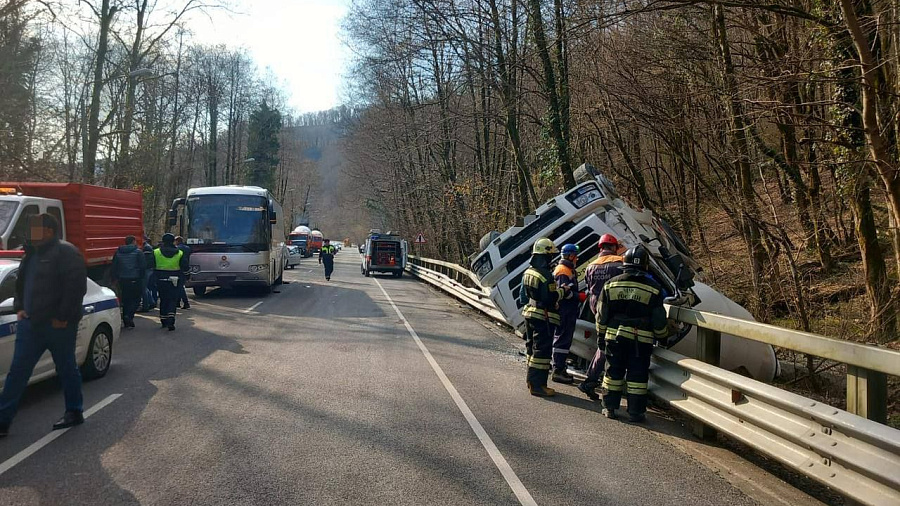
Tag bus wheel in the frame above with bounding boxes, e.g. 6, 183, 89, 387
193, 286, 207, 297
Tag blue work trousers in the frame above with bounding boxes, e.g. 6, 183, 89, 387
0, 319, 83, 425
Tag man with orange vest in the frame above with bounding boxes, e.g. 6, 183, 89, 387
577, 234, 624, 400
551, 243, 582, 384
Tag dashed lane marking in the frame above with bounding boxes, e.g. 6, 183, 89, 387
371, 277, 538, 506
0, 393, 123, 477
244, 301, 264, 314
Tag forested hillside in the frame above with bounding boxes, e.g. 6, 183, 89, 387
341, 0, 900, 346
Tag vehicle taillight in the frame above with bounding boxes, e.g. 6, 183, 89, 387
115, 297, 121, 307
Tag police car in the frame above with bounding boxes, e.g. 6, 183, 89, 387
0, 257, 120, 388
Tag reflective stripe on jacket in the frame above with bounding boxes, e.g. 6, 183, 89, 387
521, 265, 562, 325
595, 271, 668, 345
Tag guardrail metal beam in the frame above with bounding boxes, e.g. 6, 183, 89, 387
405, 256, 900, 504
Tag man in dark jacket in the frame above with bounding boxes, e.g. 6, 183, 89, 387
319, 239, 336, 281
174, 236, 191, 309
0, 214, 88, 436
597, 245, 669, 422
151, 233, 188, 331
112, 235, 146, 328
578, 234, 624, 400
140, 236, 157, 312
521, 238, 564, 397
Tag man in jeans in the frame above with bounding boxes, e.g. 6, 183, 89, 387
0, 214, 88, 436
112, 235, 146, 328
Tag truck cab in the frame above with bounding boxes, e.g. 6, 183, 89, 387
0, 191, 66, 251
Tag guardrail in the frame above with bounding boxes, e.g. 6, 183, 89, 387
406, 255, 900, 506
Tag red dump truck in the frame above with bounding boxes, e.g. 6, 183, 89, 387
0, 182, 144, 279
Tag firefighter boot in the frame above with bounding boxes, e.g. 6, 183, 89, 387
577, 381, 600, 401
601, 407, 618, 419
552, 368, 574, 384
527, 382, 556, 397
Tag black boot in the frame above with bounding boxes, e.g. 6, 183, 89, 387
53, 411, 84, 430
578, 381, 600, 401
552, 368, 574, 384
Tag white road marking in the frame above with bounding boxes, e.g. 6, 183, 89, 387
244, 301, 264, 313
371, 277, 538, 506
0, 393, 123, 477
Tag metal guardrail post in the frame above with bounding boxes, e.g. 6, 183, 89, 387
847, 366, 888, 424
692, 326, 721, 440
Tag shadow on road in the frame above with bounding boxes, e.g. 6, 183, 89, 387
0, 312, 246, 505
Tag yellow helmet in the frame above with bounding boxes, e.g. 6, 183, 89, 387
532, 237, 558, 255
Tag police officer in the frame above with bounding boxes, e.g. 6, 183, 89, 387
551, 244, 580, 384
152, 233, 188, 331
319, 239, 336, 280
521, 238, 563, 397
597, 245, 669, 422
577, 234, 624, 400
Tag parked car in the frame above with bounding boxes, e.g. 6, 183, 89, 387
286, 245, 302, 269
0, 257, 120, 389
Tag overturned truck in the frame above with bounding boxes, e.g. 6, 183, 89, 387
470, 163, 778, 382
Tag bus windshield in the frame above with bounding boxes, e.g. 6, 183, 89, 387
186, 194, 269, 252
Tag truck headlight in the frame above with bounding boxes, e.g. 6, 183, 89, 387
472, 254, 493, 279
571, 189, 603, 208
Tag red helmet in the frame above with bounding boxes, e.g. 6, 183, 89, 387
598, 234, 618, 249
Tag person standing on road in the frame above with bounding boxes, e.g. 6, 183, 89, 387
0, 214, 87, 436
577, 234, 624, 400
112, 235, 147, 328
151, 233, 188, 331
174, 236, 192, 310
140, 236, 157, 312
521, 237, 563, 397
319, 239, 336, 281
597, 245, 669, 422
551, 244, 581, 385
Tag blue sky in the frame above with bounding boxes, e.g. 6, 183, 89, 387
189, 0, 351, 114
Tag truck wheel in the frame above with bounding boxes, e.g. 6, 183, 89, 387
82, 325, 112, 380
193, 286, 207, 297
364, 269, 370, 277
395, 271, 403, 278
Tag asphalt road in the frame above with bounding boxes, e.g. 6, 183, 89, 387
0, 253, 815, 505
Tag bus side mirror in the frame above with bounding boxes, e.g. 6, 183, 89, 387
167, 209, 177, 227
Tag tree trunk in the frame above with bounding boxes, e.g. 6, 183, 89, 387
83, 0, 117, 183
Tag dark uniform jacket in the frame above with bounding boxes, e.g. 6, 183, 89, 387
14, 237, 87, 325
112, 244, 147, 281
520, 255, 563, 325
552, 259, 579, 311
595, 269, 668, 347
585, 252, 624, 315
319, 244, 336, 264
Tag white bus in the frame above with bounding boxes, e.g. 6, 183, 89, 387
169, 186, 286, 296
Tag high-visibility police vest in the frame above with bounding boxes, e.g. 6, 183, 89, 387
322, 245, 336, 255
154, 248, 183, 272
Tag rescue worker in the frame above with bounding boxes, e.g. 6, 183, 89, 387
174, 236, 192, 309
597, 245, 669, 422
111, 235, 147, 328
551, 244, 580, 384
521, 238, 564, 397
319, 239, 336, 280
577, 234, 624, 400
151, 233, 188, 331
